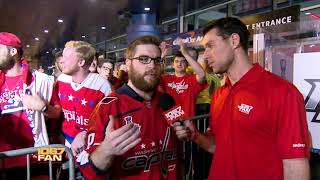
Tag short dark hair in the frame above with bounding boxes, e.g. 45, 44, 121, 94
126, 36, 161, 59
203, 17, 250, 52
98, 58, 113, 68
173, 51, 185, 60
95, 52, 99, 59
54, 50, 62, 62
16, 48, 23, 59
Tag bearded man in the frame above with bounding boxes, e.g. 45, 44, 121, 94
0, 32, 61, 178
77, 36, 181, 180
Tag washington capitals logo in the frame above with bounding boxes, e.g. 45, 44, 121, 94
304, 79, 320, 123
124, 116, 133, 124
123, 116, 141, 131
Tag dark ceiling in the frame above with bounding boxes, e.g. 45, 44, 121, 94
0, 0, 177, 57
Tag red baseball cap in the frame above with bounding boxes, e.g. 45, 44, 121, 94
0, 32, 23, 48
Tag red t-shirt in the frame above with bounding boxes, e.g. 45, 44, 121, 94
77, 85, 179, 180
160, 74, 207, 117
54, 73, 111, 146
209, 64, 310, 180
0, 75, 32, 168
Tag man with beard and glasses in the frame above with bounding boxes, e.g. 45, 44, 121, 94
0, 32, 61, 179
173, 17, 310, 180
77, 36, 180, 180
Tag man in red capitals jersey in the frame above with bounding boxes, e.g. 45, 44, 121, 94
55, 41, 111, 156
0, 32, 61, 178
76, 36, 180, 180
173, 17, 310, 180
160, 38, 207, 179
160, 38, 206, 118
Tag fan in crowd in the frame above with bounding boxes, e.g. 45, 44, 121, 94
77, 36, 181, 180
0, 32, 61, 179
97, 58, 123, 91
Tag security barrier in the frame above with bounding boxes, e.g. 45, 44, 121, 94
0, 115, 211, 180
0, 144, 75, 180
184, 114, 211, 180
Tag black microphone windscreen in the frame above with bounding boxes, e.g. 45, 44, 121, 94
158, 93, 175, 111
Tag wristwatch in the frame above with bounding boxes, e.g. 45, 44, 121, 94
41, 104, 48, 112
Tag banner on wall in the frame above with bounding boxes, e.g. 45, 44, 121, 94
293, 52, 320, 152
171, 29, 203, 54
169, 5, 300, 56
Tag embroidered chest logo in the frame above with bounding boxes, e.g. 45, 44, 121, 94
124, 116, 141, 131
124, 116, 133, 124
238, 103, 253, 115
167, 79, 188, 94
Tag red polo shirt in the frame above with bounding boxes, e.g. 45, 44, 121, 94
209, 64, 310, 180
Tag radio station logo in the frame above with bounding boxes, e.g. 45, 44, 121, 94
38, 147, 65, 161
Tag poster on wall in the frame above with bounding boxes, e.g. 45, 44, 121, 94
293, 52, 320, 152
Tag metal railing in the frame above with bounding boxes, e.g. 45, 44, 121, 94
183, 113, 211, 180
0, 115, 211, 180
0, 144, 75, 180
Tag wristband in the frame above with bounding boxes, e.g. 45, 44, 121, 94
88, 155, 110, 175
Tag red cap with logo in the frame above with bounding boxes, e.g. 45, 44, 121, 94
0, 32, 23, 48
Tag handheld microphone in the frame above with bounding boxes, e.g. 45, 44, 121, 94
158, 93, 185, 125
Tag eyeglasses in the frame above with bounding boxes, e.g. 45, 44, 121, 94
101, 66, 113, 71
129, 56, 164, 64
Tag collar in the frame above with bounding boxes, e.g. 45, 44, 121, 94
116, 84, 146, 102
224, 63, 264, 88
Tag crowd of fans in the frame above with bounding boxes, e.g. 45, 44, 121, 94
0, 17, 310, 180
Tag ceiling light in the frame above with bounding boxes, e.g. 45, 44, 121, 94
58, 19, 64, 23
144, 7, 150, 11
81, 35, 86, 38
26, 45, 30, 48
305, 12, 311, 15
46, 51, 50, 54
113, 45, 116, 49
101, 26, 106, 30
44, 29, 49, 33
35, 37, 39, 41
